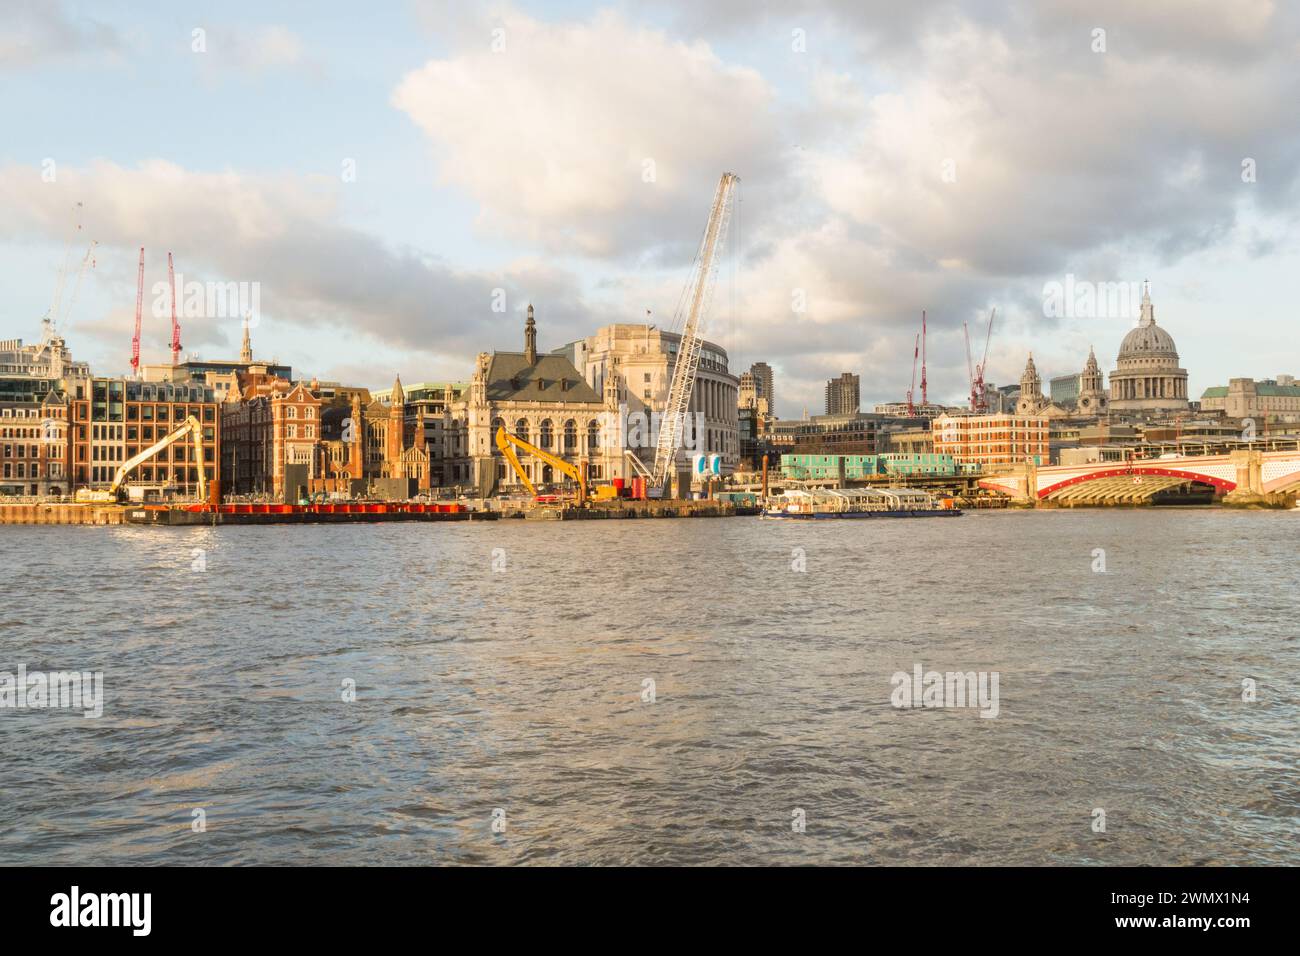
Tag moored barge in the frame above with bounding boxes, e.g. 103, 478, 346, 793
762, 487, 962, 519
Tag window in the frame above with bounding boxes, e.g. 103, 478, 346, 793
587, 419, 600, 452
563, 420, 577, 452
539, 419, 553, 450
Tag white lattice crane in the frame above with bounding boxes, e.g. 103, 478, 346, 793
972, 307, 995, 412
650, 172, 739, 489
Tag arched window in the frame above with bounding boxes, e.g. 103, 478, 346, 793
515, 419, 530, 445
539, 419, 553, 450
491, 418, 505, 453
587, 419, 601, 452
563, 419, 577, 452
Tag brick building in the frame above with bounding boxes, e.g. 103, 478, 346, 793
221, 377, 323, 497
223, 374, 433, 499
931, 413, 1049, 468
0, 390, 70, 496
69, 377, 218, 495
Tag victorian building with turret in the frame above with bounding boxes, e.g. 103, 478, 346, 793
440, 305, 627, 494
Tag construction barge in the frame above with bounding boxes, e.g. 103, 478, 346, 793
123, 501, 496, 525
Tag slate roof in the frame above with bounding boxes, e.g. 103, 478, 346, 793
484, 352, 599, 403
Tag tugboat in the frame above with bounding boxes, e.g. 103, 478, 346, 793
761, 487, 963, 519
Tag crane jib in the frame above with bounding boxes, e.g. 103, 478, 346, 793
651, 172, 739, 489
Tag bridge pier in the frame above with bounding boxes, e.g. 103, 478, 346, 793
1224, 450, 1267, 506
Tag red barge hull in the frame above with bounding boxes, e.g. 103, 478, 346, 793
124, 502, 498, 525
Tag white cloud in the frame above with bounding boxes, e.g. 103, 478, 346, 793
0, 160, 591, 377
0, 0, 122, 68
393, 9, 783, 257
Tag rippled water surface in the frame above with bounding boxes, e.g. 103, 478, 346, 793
1, 509, 1296, 865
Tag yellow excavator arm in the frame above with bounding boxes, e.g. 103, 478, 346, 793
108, 414, 208, 499
495, 426, 585, 501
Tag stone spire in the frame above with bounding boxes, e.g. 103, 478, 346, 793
1016, 353, 1045, 416
347, 394, 363, 478
524, 304, 537, 365
387, 375, 405, 477
1139, 280, 1154, 327
240, 321, 253, 363
1078, 346, 1108, 414
1021, 353, 1041, 393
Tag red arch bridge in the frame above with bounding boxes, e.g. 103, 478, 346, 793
978, 450, 1300, 504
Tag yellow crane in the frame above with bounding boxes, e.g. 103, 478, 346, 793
495, 425, 598, 504
75, 415, 208, 503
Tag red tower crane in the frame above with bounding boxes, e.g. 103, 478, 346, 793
168, 252, 182, 366
130, 247, 144, 377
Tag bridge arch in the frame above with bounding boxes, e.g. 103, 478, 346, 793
1038, 465, 1236, 502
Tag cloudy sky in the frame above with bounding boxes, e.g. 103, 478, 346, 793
2, 0, 1298, 416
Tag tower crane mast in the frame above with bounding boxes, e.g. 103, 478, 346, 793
168, 252, 182, 366
651, 172, 739, 490
130, 247, 144, 377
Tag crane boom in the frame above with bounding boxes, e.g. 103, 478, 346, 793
906, 333, 919, 416
651, 172, 739, 489
48, 201, 83, 329
75, 415, 207, 503
168, 252, 182, 366
63, 240, 98, 326
131, 247, 144, 377
109, 415, 207, 498
973, 307, 996, 413
920, 309, 928, 408
496, 425, 586, 503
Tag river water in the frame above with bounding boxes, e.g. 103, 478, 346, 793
1, 509, 1296, 865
